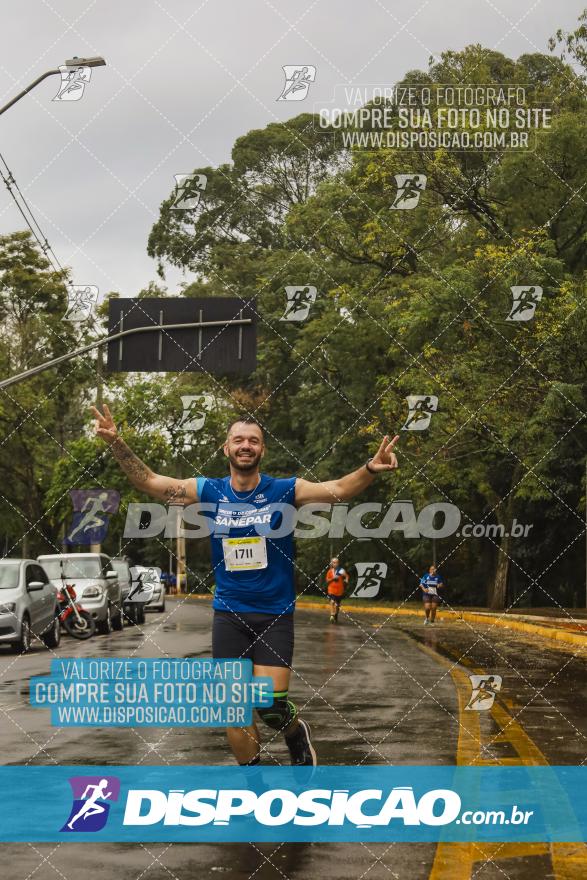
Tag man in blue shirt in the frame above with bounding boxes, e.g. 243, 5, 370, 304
419, 564, 445, 625
92, 405, 399, 766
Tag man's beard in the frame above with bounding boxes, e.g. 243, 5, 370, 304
227, 450, 262, 472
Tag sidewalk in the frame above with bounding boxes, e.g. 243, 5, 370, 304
173, 594, 587, 649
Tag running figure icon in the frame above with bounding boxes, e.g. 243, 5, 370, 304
465, 674, 502, 711
391, 174, 427, 209
506, 285, 543, 322
67, 779, 112, 830
67, 491, 110, 543
402, 395, 438, 431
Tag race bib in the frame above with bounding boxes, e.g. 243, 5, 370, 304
222, 536, 268, 571
426, 585, 438, 595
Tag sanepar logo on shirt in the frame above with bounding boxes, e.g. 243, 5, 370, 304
214, 510, 272, 529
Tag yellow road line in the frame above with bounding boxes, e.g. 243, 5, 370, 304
411, 641, 587, 880
177, 594, 586, 874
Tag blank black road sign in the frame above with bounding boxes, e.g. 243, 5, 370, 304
106, 297, 257, 375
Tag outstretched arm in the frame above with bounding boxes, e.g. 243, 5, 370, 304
295, 435, 399, 506
91, 404, 197, 504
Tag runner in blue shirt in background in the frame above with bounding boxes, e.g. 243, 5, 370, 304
419, 564, 445, 625
92, 405, 399, 767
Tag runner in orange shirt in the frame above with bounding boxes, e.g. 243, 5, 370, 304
325, 557, 349, 624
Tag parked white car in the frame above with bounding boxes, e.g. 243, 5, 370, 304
0, 559, 60, 653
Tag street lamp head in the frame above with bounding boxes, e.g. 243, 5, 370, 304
0, 57, 107, 117
64, 56, 106, 68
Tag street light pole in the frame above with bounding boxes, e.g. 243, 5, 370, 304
0, 57, 106, 116
0, 318, 253, 390
0, 69, 60, 116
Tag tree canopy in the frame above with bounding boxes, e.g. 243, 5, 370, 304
2, 32, 587, 610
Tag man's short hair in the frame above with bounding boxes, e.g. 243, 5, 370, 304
226, 416, 265, 440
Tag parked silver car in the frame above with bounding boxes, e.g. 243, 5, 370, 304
111, 557, 146, 625
38, 553, 123, 634
144, 572, 166, 613
0, 559, 60, 653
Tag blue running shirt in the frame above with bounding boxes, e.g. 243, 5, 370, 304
420, 573, 444, 595
196, 474, 297, 615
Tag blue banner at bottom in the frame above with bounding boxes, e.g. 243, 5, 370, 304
0, 766, 585, 842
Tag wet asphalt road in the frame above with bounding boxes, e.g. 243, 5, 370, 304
0, 597, 586, 880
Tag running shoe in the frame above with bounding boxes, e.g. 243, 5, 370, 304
285, 719, 317, 766
329, 615, 335, 623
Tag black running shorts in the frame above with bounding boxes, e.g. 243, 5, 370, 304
212, 611, 294, 668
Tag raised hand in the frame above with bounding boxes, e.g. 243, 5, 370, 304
369, 435, 399, 472
90, 403, 118, 445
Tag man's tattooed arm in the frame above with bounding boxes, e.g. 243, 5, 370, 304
110, 438, 152, 486
92, 405, 198, 503
163, 484, 188, 504
109, 438, 196, 503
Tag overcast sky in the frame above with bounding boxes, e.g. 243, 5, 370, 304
0, 0, 583, 299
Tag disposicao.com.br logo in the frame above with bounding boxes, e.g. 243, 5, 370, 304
0, 766, 578, 843
121, 785, 533, 830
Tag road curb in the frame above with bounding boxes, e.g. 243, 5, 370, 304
172, 594, 587, 649
459, 611, 587, 648
294, 601, 587, 648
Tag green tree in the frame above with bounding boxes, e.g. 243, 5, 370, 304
0, 232, 93, 556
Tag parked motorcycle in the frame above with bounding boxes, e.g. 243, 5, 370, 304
56, 582, 95, 639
